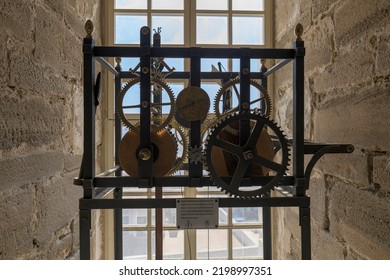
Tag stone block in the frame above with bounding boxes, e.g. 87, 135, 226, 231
315, 149, 369, 186
0, 32, 8, 84
62, 27, 82, 78
305, 17, 334, 73
376, 34, 390, 76
0, 87, 64, 150
0, 150, 64, 193
334, 0, 390, 47
312, 0, 338, 20
311, 222, 346, 260
0, 0, 33, 42
328, 178, 390, 259
373, 155, 390, 193
65, 6, 85, 39
44, 0, 65, 17
313, 41, 375, 92
307, 172, 328, 229
313, 83, 390, 151
64, 154, 82, 172
35, 4, 64, 72
34, 171, 82, 244
0, 186, 35, 259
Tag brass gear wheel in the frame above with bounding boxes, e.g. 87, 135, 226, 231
214, 77, 272, 135
204, 112, 289, 198
167, 120, 189, 175
117, 77, 175, 133
118, 127, 177, 177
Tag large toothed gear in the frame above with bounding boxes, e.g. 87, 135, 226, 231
167, 121, 189, 175
116, 77, 175, 133
204, 112, 289, 198
214, 77, 272, 135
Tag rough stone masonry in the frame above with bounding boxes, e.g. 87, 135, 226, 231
0, 0, 103, 259
273, 0, 390, 259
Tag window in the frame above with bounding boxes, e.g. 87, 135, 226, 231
103, 0, 272, 260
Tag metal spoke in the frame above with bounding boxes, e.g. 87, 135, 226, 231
246, 120, 264, 147
122, 104, 141, 109
151, 102, 172, 107
230, 161, 251, 190
212, 137, 242, 156
252, 155, 284, 173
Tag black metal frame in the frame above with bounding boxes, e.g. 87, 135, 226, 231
75, 26, 353, 260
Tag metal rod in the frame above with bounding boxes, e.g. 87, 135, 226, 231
80, 196, 310, 209
92, 175, 296, 188
120, 71, 264, 80
262, 192, 272, 260
79, 209, 91, 260
300, 206, 311, 260
96, 166, 121, 177
93, 47, 296, 59
262, 59, 293, 78
96, 57, 119, 76
114, 188, 123, 260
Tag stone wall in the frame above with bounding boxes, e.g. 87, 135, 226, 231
0, 0, 102, 259
273, 0, 390, 259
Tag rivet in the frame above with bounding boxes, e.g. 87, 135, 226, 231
242, 68, 250, 75
141, 100, 149, 108
242, 102, 249, 109
142, 67, 149, 74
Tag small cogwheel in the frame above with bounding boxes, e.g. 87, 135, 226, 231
188, 145, 204, 165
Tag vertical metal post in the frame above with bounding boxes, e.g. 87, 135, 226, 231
113, 59, 123, 260
239, 49, 251, 144
80, 27, 95, 260
262, 192, 272, 260
260, 61, 272, 259
293, 29, 306, 197
139, 26, 152, 186
153, 32, 163, 260
189, 48, 202, 186
300, 205, 311, 260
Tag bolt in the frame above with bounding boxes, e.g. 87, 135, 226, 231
141, 67, 149, 74
141, 100, 149, 108
242, 68, 250, 75
138, 148, 152, 161
242, 102, 249, 109
243, 150, 254, 161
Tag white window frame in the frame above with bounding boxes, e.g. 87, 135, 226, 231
102, 0, 273, 260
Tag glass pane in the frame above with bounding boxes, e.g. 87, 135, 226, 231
197, 229, 228, 259
201, 83, 220, 111
163, 208, 176, 226
152, 0, 184, 10
232, 207, 262, 224
232, 59, 262, 72
232, 0, 264, 11
163, 58, 184, 71
197, 16, 228, 44
115, 14, 147, 44
120, 57, 140, 71
197, 0, 228, 10
232, 16, 264, 45
115, 0, 147, 9
201, 58, 228, 72
233, 229, 263, 259
123, 209, 148, 226
163, 230, 184, 259
152, 15, 184, 44
123, 231, 148, 259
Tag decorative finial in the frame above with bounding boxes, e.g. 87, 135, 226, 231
295, 23, 303, 41
260, 59, 266, 66
85, 19, 94, 38
115, 57, 122, 67
153, 27, 162, 35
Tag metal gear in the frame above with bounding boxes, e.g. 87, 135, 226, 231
176, 86, 210, 122
118, 127, 177, 177
116, 76, 175, 133
204, 112, 289, 198
188, 145, 204, 165
167, 120, 189, 175
213, 77, 272, 135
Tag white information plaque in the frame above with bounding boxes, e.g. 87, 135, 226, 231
176, 198, 219, 229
